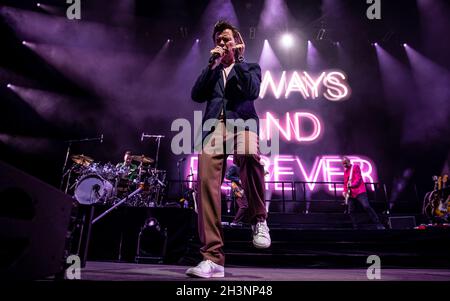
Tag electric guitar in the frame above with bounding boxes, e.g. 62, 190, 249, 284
231, 181, 244, 199
343, 166, 354, 207
424, 175, 440, 217
344, 182, 351, 206
433, 174, 449, 217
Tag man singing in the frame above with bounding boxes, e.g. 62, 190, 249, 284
186, 21, 270, 278
342, 157, 385, 230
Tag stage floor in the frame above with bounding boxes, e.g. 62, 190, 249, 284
80, 261, 450, 281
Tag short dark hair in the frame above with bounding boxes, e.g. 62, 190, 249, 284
212, 20, 240, 43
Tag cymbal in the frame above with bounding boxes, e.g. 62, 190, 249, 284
131, 155, 154, 164
71, 154, 94, 165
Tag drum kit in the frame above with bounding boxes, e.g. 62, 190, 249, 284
66, 154, 167, 207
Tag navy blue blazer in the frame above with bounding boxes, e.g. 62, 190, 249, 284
191, 62, 262, 143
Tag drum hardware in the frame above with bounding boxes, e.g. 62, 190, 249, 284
65, 148, 167, 208
125, 154, 154, 184
60, 135, 103, 190
131, 155, 154, 165
92, 187, 143, 224
71, 154, 94, 166
64, 165, 79, 194
74, 174, 114, 205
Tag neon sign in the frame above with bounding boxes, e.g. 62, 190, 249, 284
259, 70, 351, 101
260, 111, 322, 142
187, 155, 377, 194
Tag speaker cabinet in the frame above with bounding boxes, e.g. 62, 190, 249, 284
0, 161, 74, 280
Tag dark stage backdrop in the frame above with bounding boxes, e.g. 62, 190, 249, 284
0, 0, 449, 210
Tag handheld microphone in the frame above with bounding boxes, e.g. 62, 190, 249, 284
208, 47, 226, 66
209, 52, 221, 65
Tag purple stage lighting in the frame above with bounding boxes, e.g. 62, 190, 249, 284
199, 0, 239, 41
258, 39, 282, 71
404, 45, 450, 144
7, 83, 12, 89
307, 40, 323, 71
0, 134, 52, 153
196, 39, 199, 43
374, 44, 414, 106
280, 33, 294, 49
259, 0, 291, 32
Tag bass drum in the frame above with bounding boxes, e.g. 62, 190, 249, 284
74, 174, 114, 205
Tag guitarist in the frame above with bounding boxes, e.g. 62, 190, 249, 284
225, 164, 248, 226
342, 157, 385, 230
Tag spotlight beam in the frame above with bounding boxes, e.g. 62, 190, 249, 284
280, 33, 294, 49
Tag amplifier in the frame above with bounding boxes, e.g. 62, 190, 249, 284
388, 216, 416, 229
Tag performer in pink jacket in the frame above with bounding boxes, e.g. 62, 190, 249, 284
342, 157, 385, 230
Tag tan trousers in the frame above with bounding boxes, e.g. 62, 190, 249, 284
197, 120, 267, 266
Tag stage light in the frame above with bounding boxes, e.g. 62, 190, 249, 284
22, 41, 27, 45
403, 43, 407, 47
7, 83, 12, 89
135, 217, 167, 263
280, 33, 294, 49
145, 217, 159, 229
334, 41, 340, 46
167, 39, 171, 43
36, 3, 41, 7
316, 25, 327, 41
372, 42, 378, 46
195, 38, 199, 43
264, 39, 268, 43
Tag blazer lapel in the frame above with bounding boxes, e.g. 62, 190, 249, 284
226, 65, 237, 85
217, 65, 225, 94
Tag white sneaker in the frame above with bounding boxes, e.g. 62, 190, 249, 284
185, 260, 225, 278
252, 220, 271, 249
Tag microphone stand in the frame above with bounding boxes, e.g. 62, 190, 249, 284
155, 136, 161, 171
60, 141, 72, 190
141, 134, 165, 172
177, 159, 185, 201
92, 187, 142, 224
